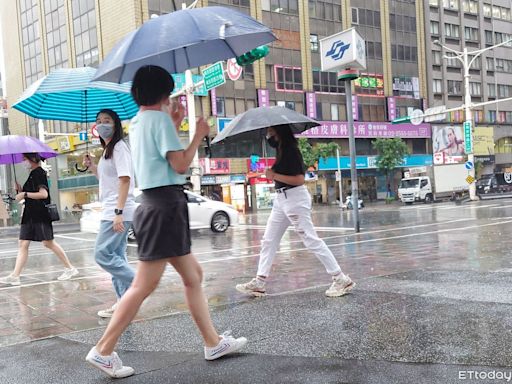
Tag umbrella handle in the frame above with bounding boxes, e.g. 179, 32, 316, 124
75, 163, 89, 173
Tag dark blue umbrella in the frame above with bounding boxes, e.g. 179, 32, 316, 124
93, 6, 276, 83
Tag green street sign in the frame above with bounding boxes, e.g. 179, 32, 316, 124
464, 121, 472, 154
171, 73, 207, 96
202, 62, 226, 91
391, 116, 411, 124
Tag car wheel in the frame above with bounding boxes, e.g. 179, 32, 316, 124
424, 194, 433, 204
127, 227, 136, 242
211, 212, 229, 233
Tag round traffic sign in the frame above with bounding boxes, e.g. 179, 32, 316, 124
465, 161, 474, 170
410, 109, 424, 126
91, 124, 99, 138
227, 58, 243, 81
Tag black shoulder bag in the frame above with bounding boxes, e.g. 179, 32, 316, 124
30, 171, 60, 222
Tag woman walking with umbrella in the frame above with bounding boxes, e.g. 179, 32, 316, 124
0, 153, 78, 285
86, 66, 246, 378
235, 125, 355, 297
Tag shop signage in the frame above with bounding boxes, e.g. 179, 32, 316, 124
230, 175, 246, 183
217, 117, 233, 133
318, 154, 433, 171
257, 89, 270, 107
247, 157, 276, 173
172, 73, 207, 96
201, 175, 216, 185
200, 158, 231, 174
203, 62, 226, 91
216, 175, 231, 184
300, 122, 431, 138
305, 92, 317, 119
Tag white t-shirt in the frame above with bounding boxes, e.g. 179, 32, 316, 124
97, 140, 137, 221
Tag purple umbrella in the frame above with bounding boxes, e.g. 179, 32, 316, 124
0, 135, 58, 184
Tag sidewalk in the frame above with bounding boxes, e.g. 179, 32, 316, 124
0, 222, 80, 239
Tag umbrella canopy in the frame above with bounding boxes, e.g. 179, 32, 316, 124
13, 67, 138, 122
0, 135, 58, 164
93, 6, 276, 83
211, 106, 321, 144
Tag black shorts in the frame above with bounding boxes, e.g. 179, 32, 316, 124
19, 221, 54, 241
133, 185, 191, 261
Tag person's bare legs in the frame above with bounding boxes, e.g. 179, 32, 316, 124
168, 253, 219, 347
12, 240, 30, 276
96, 259, 167, 355
42, 240, 74, 269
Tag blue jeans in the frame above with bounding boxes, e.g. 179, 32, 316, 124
95, 220, 135, 299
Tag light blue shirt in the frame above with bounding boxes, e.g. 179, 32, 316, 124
129, 110, 185, 190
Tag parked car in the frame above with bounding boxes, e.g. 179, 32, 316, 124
80, 190, 239, 240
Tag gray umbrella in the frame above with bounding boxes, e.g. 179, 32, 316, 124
211, 106, 320, 144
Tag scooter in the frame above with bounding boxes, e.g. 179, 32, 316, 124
342, 196, 364, 210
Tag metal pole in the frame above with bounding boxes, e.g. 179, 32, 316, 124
462, 48, 476, 200
336, 147, 343, 208
345, 80, 360, 232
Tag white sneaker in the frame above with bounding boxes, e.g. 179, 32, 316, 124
57, 267, 79, 281
235, 278, 266, 296
97, 303, 118, 318
0, 274, 20, 286
325, 274, 355, 297
204, 331, 248, 361
85, 346, 135, 378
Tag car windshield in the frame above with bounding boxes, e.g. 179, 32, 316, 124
400, 179, 419, 188
476, 177, 491, 186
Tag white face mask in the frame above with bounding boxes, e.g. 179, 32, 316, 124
96, 123, 114, 139
22, 160, 32, 170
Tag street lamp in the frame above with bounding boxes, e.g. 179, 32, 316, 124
433, 38, 512, 200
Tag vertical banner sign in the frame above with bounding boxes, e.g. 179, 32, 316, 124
387, 97, 396, 121
305, 92, 317, 119
210, 88, 217, 116
179, 95, 188, 115
258, 89, 270, 107
352, 95, 359, 121
464, 121, 473, 154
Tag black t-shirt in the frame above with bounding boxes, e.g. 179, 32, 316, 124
21, 167, 51, 224
272, 145, 306, 189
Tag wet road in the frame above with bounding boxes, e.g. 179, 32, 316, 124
0, 200, 511, 383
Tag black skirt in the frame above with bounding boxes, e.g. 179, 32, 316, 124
19, 221, 54, 241
133, 185, 191, 261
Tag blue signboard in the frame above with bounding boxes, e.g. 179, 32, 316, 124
230, 175, 246, 183
200, 175, 216, 185
171, 73, 207, 96
318, 155, 433, 171
217, 117, 233, 133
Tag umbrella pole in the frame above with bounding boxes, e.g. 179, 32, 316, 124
11, 154, 17, 188
75, 89, 89, 173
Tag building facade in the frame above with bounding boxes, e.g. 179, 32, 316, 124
423, 0, 512, 176
2, 0, 433, 211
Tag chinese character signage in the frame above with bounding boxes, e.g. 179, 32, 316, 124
352, 95, 359, 121
354, 73, 384, 96
300, 122, 431, 138
210, 88, 217, 116
199, 158, 231, 174
257, 89, 270, 107
387, 97, 396, 121
305, 92, 317, 119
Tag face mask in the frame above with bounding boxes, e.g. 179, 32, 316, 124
266, 136, 279, 148
22, 160, 32, 170
97, 123, 114, 139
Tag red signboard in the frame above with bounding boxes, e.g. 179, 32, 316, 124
200, 158, 231, 174
246, 157, 276, 173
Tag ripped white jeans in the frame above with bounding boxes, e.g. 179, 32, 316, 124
256, 185, 343, 278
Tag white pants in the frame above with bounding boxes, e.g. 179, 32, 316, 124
256, 185, 343, 277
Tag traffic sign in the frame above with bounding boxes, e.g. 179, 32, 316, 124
171, 73, 207, 96
466, 175, 475, 184
424, 106, 446, 122
410, 109, 424, 126
202, 62, 226, 91
227, 58, 243, 81
79, 131, 88, 141
91, 138, 101, 145
463, 121, 473, 153
465, 161, 474, 170
91, 124, 99, 138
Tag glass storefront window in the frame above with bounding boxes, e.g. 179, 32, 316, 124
57, 146, 103, 178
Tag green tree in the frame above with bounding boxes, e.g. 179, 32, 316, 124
298, 138, 339, 169
372, 138, 409, 198
298, 137, 316, 168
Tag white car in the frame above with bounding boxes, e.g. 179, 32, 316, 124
79, 190, 239, 240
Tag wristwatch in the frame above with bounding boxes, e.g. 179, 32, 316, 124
24, 192, 28, 199
114, 209, 123, 215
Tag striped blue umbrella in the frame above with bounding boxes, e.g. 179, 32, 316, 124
13, 67, 138, 122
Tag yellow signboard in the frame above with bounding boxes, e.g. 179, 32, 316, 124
466, 175, 475, 184
473, 126, 494, 156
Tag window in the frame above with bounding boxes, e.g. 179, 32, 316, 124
447, 80, 462, 95
351, 7, 359, 24
445, 23, 460, 38
316, 102, 324, 120
430, 21, 439, 35
432, 51, 442, 65
443, 0, 459, 10
488, 110, 497, 123
488, 84, 496, 97
242, 64, 254, 80
275, 65, 303, 91
464, 27, 478, 41
432, 79, 442, 93
486, 57, 495, 71
366, 42, 383, 59
391, 44, 418, 62
71, 0, 98, 67
330, 104, 339, 121
310, 34, 319, 53
498, 84, 512, 98
485, 30, 493, 45
313, 70, 346, 94
483, 4, 492, 17
469, 82, 481, 96
429, 0, 439, 6
216, 97, 225, 116
494, 59, 512, 73
262, 0, 299, 14
462, 0, 478, 13
446, 54, 461, 68
357, 9, 381, 28
277, 101, 296, 110
470, 57, 481, 70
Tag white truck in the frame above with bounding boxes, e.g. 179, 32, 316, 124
398, 164, 469, 204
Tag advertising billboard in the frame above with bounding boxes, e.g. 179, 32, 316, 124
432, 126, 465, 164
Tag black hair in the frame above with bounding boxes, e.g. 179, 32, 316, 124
96, 109, 123, 160
23, 153, 42, 163
131, 65, 175, 106
273, 125, 298, 162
